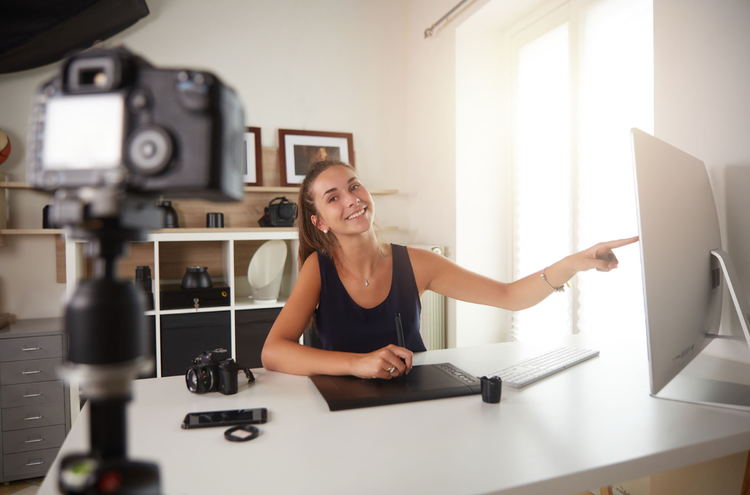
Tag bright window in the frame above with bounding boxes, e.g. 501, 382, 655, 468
510, 0, 653, 341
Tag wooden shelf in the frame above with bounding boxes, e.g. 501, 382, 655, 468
247, 186, 397, 195
0, 229, 63, 235
150, 227, 296, 234
0, 182, 398, 195
0, 182, 34, 190
1, 226, 398, 237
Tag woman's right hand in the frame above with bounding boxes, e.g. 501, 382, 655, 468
352, 344, 413, 379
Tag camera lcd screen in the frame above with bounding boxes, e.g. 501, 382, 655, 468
181, 408, 268, 429
42, 94, 124, 170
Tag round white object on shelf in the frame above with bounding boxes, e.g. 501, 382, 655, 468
247, 240, 287, 303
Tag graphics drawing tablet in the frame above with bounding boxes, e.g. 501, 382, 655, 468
310, 362, 481, 411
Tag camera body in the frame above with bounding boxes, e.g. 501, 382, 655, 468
186, 348, 253, 395
27, 46, 244, 205
259, 196, 297, 227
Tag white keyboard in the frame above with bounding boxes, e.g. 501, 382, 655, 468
487, 346, 600, 388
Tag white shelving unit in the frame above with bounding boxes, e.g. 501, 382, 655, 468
63, 228, 299, 423
65, 228, 299, 364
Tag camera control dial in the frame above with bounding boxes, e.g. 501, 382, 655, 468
126, 125, 173, 175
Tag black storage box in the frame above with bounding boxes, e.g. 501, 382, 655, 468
160, 312, 231, 377
160, 283, 230, 310
235, 308, 282, 368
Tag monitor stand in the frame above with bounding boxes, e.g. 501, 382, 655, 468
653, 250, 750, 411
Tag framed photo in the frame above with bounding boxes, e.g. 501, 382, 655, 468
243, 126, 263, 186
278, 129, 354, 186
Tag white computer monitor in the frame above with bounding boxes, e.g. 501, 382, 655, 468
632, 128, 750, 410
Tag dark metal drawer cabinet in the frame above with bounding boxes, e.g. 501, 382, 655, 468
1, 403, 66, 431
1, 381, 64, 408
3, 447, 60, 479
0, 321, 70, 484
3, 425, 66, 454
0, 358, 62, 386
0, 335, 63, 362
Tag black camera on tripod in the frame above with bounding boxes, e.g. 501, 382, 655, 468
186, 348, 254, 395
28, 46, 244, 203
26, 45, 246, 495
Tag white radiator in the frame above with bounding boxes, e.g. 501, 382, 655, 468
411, 245, 446, 350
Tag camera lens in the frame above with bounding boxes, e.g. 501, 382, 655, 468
185, 365, 214, 394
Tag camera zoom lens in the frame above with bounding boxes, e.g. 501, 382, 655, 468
186, 365, 214, 394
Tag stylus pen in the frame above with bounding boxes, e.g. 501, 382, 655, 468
394, 312, 406, 348
394, 313, 407, 372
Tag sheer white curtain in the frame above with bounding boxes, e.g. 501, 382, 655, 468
511, 0, 653, 341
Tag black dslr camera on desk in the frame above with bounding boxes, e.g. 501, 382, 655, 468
27, 45, 244, 495
186, 348, 254, 395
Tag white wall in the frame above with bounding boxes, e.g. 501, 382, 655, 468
0, 0, 410, 319
654, 0, 750, 361
403, 0, 459, 347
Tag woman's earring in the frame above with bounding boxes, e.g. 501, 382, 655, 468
323, 230, 328, 234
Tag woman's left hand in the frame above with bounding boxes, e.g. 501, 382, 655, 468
569, 236, 640, 273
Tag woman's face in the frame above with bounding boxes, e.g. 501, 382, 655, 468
310, 165, 374, 236
315, 147, 328, 162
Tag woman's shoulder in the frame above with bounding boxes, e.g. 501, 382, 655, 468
295, 251, 323, 291
403, 245, 450, 272
401, 244, 438, 260
300, 250, 322, 273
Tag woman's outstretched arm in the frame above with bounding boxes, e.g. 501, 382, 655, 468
409, 236, 639, 311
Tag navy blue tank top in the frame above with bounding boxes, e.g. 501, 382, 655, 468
314, 244, 427, 353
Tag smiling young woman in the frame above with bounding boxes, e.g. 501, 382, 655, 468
260, 160, 638, 380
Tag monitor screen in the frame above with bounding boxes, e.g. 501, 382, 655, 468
631, 128, 723, 395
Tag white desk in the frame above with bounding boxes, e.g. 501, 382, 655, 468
38, 334, 750, 495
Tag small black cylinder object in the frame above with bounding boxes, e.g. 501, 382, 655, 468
135, 265, 151, 281
480, 376, 502, 403
135, 265, 152, 290
206, 212, 224, 228
181, 266, 213, 289
155, 199, 179, 228
42, 205, 53, 228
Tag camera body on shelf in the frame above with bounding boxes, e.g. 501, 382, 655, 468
259, 197, 297, 227
186, 348, 254, 395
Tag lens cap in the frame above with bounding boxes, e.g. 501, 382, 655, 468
224, 425, 260, 442
480, 375, 502, 403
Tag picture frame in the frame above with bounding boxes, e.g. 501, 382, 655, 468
278, 129, 354, 186
243, 126, 263, 186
